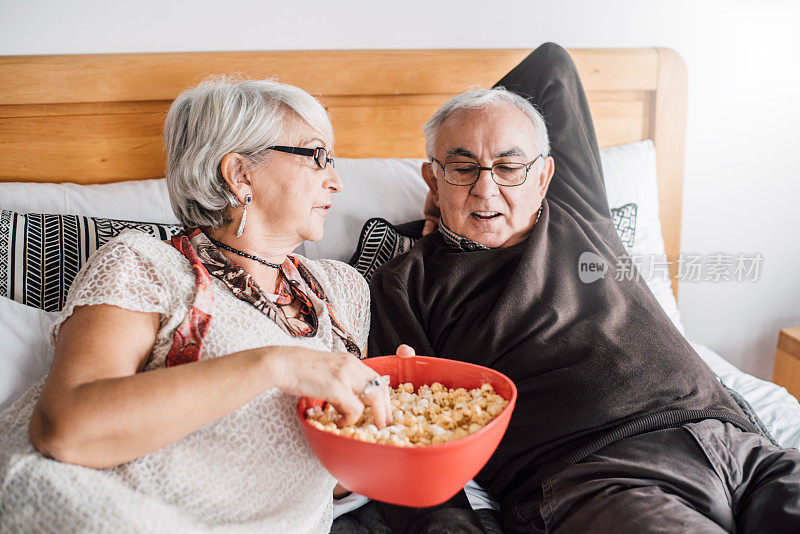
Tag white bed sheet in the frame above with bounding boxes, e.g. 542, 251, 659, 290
691, 340, 800, 451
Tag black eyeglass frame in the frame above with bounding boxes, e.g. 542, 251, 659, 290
431, 154, 545, 187
266, 145, 335, 170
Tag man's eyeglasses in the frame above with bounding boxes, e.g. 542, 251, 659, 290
432, 155, 544, 187
266, 145, 335, 170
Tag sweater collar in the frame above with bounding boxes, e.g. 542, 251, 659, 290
438, 222, 490, 251
437, 204, 545, 252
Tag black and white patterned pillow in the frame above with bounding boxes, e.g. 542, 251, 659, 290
348, 219, 422, 282
611, 202, 637, 252
0, 210, 181, 312
350, 204, 637, 282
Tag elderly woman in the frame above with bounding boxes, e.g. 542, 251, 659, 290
0, 78, 392, 532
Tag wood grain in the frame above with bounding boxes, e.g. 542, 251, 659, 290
772, 328, 800, 399
0, 47, 685, 297
773, 348, 800, 400
0, 94, 652, 179
0, 49, 657, 105
651, 48, 688, 300
0, 110, 167, 183
778, 327, 800, 356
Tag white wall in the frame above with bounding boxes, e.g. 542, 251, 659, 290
2, 0, 798, 379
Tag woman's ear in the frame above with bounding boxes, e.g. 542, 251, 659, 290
220, 153, 252, 203
421, 161, 439, 203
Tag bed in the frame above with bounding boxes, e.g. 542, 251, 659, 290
1, 47, 799, 523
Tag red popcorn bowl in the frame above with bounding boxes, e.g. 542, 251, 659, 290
296, 355, 517, 507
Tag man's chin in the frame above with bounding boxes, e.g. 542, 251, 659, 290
460, 230, 507, 249
461, 226, 531, 249
446, 218, 515, 248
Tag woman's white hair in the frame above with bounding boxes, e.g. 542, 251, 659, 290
164, 76, 334, 228
423, 87, 550, 163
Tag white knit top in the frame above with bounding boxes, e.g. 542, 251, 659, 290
0, 230, 370, 533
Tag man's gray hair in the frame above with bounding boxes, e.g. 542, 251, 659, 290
423, 87, 550, 162
164, 76, 334, 228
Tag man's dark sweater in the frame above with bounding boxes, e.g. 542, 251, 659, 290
367, 43, 755, 506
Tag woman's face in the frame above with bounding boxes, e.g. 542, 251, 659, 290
247, 115, 343, 245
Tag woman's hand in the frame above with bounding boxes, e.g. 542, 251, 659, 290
29, 304, 390, 469
272, 347, 392, 429
31, 303, 286, 469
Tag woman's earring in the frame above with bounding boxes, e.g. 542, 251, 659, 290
236, 194, 252, 237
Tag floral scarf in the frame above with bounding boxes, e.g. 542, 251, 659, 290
165, 228, 361, 367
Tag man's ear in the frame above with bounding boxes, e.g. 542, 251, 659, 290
538, 156, 555, 198
220, 153, 252, 204
421, 161, 439, 203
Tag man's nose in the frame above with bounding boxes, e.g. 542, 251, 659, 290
469, 167, 499, 198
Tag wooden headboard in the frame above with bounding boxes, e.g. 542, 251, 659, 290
0, 48, 687, 298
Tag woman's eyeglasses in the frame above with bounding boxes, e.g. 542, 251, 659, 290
266, 145, 335, 170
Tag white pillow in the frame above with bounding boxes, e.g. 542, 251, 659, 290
304, 158, 428, 262
600, 140, 685, 334
0, 141, 681, 331
0, 160, 430, 264
0, 178, 178, 224
0, 178, 311, 255
0, 296, 56, 411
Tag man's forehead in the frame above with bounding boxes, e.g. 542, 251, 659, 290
445, 146, 528, 160
435, 104, 539, 158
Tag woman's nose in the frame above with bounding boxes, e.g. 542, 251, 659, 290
325, 167, 344, 193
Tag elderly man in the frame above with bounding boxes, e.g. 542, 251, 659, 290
367, 43, 800, 533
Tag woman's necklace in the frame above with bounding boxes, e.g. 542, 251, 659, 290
209, 238, 283, 269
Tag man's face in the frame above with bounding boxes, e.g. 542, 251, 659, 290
422, 103, 554, 249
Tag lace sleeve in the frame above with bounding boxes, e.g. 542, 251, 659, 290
350, 269, 370, 350
49, 232, 171, 347
316, 260, 370, 351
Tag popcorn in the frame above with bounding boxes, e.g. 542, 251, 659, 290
305, 382, 508, 447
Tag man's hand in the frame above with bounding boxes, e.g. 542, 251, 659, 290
333, 482, 351, 499
395, 344, 416, 358
422, 191, 440, 236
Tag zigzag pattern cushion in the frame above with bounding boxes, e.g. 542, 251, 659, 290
0, 210, 181, 312
611, 202, 637, 252
350, 204, 637, 282
348, 219, 421, 282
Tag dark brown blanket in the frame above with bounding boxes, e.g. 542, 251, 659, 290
367, 43, 754, 505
